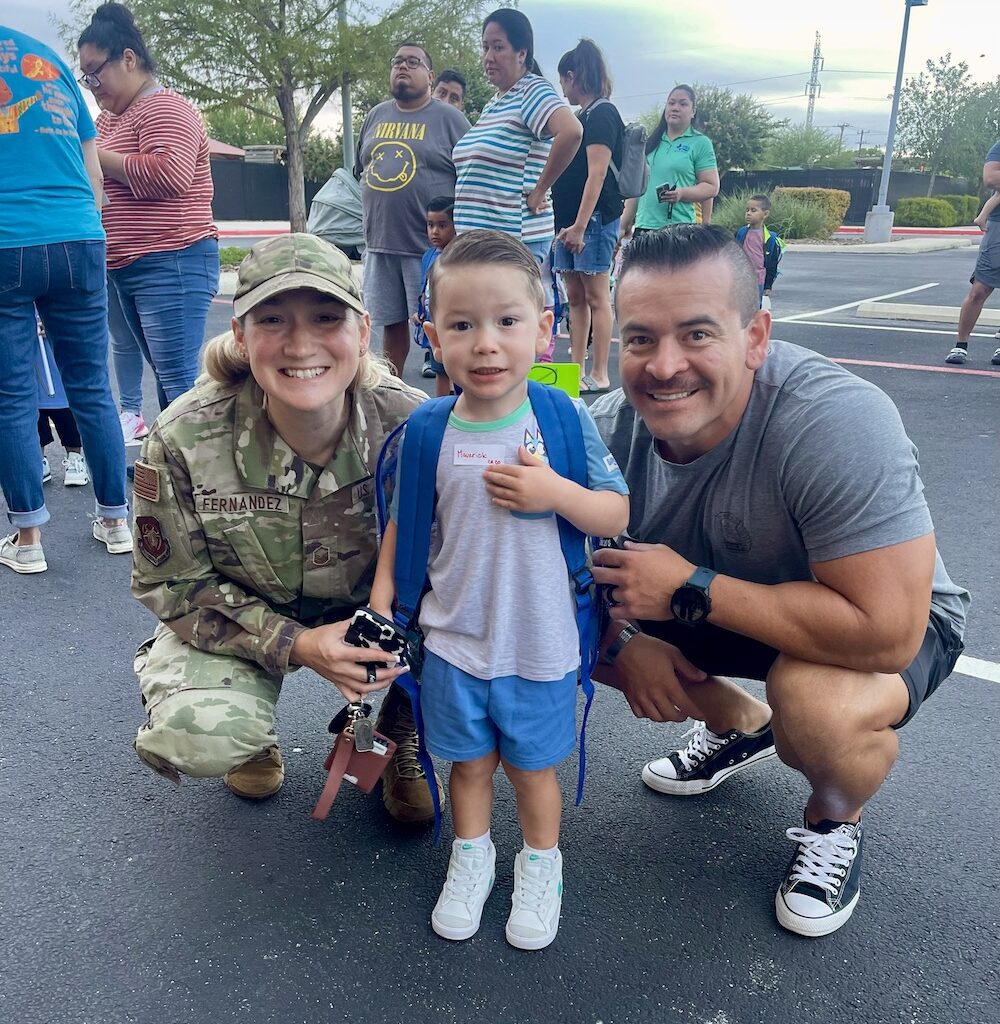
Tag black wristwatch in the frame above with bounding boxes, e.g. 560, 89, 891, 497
670, 567, 717, 627
603, 623, 640, 664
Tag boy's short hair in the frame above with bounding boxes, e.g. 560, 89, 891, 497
428, 229, 545, 316
434, 69, 466, 93
426, 195, 455, 218
749, 194, 771, 211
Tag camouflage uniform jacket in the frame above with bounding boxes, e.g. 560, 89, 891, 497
131, 373, 424, 676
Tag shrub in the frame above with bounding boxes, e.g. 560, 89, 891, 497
894, 197, 957, 227
219, 246, 249, 268
935, 194, 980, 223
713, 188, 831, 240
772, 186, 851, 235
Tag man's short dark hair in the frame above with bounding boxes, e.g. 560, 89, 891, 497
427, 195, 455, 218
750, 193, 771, 211
396, 40, 432, 70
617, 225, 760, 326
434, 69, 466, 94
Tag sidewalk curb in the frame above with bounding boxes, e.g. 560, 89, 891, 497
789, 237, 974, 255
856, 301, 1000, 327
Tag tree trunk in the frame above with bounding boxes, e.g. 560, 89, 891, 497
926, 171, 937, 198
277, 86, 307, 231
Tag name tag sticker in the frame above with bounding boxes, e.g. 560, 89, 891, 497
453, 444, 506, 467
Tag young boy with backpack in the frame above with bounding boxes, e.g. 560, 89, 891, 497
734, 194, 784, 309
370, 229, 629, 950
413, 196, 457, 395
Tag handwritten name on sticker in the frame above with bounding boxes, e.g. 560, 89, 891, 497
453, 445, 506, 467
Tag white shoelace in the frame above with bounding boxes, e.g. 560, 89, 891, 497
675, 721, 726, 771
443, 848, 491, 903
513, 856, 558, 914
784, 826, 857, 895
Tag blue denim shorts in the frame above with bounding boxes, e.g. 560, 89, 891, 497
419, 650, 578, 770
553, 215, 620, 275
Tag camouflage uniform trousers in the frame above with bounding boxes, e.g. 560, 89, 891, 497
134, 623, 282, 781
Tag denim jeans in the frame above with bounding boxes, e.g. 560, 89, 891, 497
107, 237, 220, 412
0, 240, 128, 528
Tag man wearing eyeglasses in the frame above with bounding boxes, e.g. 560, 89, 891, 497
355, 42, 470, 375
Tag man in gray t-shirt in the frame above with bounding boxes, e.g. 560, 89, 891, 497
590, 225, 970, 939
354, 42, 469, 375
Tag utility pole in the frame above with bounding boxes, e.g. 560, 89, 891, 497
835, 122, 851, 152
805, 31, 824, 127
857, 128, 868, 155
339, 0, 354, 174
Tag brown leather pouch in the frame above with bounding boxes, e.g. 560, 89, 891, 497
310, 723, 398, 821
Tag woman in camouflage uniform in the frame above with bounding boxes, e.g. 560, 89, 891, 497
130, 233, 436, 821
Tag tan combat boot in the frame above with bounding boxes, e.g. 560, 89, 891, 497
375, 686, 444, 825
223, 744, 284, 799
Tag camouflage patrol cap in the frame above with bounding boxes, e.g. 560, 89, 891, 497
233, 233, 365, 318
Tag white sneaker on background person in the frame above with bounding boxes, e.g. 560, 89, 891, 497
119, 410, 148, 446
0, 534, 47, 574
92, 519, 133, 554
62, 452, 89, 486
41, 456, 52, 484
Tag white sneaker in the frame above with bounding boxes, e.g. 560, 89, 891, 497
506, 848, 563, 950
431, 839, 496, 941
93, 519, 133, 554
63, 452, 89, 487
120, 410, 148, 446
41, 456, 52, 484
0, 534, 47, 574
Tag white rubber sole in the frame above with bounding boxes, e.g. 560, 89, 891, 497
431, 875, 495, 941
0, 554, 48, 574
64, 476, 89, 487
641, 745, 777, 796
775, 886, 860, 937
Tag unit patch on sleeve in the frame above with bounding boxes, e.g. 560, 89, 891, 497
136, 516, 171, 566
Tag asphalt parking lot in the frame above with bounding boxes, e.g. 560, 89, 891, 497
2, 246, 998, 1024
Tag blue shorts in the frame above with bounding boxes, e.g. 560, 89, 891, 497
552, 215, 620, 275
419, 650, 578, 770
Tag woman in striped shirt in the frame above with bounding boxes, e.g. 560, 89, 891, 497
452, 8, 582, 261
78, 3, 219, 436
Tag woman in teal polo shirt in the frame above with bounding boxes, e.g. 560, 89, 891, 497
621, 85, 719, 237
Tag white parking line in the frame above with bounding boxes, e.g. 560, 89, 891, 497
774, 320, 996, 339
955, 656, 1000, 684
774, 283, 940, 323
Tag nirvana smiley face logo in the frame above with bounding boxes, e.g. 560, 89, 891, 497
365, 141, 417, 191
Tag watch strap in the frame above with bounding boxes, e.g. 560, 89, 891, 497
687, 566, 717, 592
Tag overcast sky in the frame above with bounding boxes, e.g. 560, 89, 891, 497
5, 0, 996, 149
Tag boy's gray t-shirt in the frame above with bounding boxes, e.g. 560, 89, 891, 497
355, 97, 470, 257
590, 340, 969, 637
390, 398, 628, 681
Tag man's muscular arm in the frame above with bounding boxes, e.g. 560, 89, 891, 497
593, 532, 935, 675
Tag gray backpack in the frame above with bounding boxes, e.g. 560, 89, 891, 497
586, 98, 649, 200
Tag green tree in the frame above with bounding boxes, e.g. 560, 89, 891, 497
639, 85, 779, 174
204, 105, 283, 148
67, 0, 488, 229
896, 54, 976, 195
760, 124, 844, 169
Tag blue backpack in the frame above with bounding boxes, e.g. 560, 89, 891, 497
375, 380, 600, 841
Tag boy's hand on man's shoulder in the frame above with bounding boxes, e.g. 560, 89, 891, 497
482, 445, 569, 514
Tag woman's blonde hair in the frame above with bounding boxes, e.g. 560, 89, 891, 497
201, 311, 394, 392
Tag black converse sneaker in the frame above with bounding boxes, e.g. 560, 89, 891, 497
775, 817, 863, 937
641, 720, 776, 796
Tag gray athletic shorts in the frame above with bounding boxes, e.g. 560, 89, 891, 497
642, 611, 964, 729
972, 220, 1000, 289
362, 250, 423, 328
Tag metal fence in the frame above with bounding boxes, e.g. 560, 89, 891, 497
719, 169, 969, 226
210, 161, 324, 221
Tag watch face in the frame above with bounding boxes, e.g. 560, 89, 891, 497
671, 585, 709, 625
